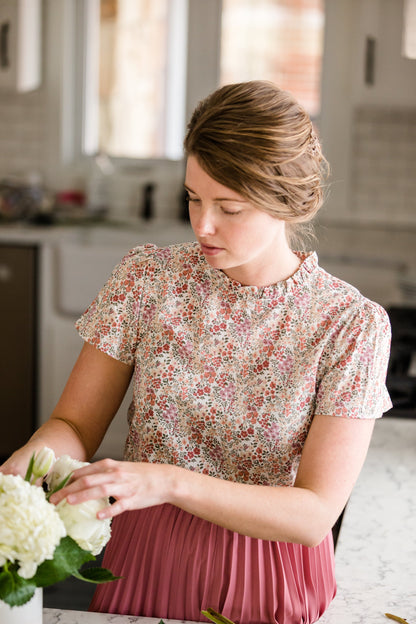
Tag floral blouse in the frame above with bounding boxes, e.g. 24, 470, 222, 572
76, 242, 392, 487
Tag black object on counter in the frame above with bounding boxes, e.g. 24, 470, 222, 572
142, 183, 155, 220
386, 306, 416, 418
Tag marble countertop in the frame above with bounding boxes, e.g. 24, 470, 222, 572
44, 417, 416, 624
317, 416, 415, 624
43, 611, 181, 623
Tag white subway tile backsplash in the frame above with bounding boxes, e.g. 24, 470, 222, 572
0, 89, 47, 180
351, 107, 416, 224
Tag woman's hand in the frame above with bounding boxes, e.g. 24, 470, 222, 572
49, 459, 176, 519
0, 446, 36, 478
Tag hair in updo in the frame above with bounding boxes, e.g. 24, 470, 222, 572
184, 80, 328, 245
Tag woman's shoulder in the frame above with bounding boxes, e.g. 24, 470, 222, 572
313, 261, 391, 332
124, 240, 199, 265
117, 240, 201, 277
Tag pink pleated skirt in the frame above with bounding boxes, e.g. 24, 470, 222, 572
89, 504, 336, 624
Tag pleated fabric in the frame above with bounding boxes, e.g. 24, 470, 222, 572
89, 504, 336, 624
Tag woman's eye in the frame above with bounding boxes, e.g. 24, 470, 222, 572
222, 208, 241, 216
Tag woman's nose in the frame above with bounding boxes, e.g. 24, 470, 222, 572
192, 206, 216, 236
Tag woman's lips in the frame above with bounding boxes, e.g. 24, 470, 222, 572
200, 243, 223, 256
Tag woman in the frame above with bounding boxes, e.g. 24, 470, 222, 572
1, 81, 392, 624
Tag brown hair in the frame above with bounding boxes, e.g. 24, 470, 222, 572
184, 80, 328, 245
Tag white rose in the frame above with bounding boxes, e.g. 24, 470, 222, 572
0, 473, 66, 579
55, 498, 112, 556
46, 454, 112, 556
45, 454, 89, 492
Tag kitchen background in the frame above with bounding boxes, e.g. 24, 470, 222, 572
0, 0, 416, 466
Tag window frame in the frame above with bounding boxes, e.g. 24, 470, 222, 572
57, 0, 222, 170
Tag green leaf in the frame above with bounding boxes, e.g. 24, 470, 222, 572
201, 608, 236, 624
24, 452, 35, 482
46, 472, 73, 500
0, 568, 14, 599
0, 565, 36, 607
72, 566, 121, 584
32, 536, 95, 587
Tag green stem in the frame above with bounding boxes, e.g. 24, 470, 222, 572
385, 614, 408, 624
202, 608, 236, 624
24, 453, 35, 483
45, 473, 73, 501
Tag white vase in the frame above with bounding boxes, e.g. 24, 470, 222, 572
0, 587, 42, 624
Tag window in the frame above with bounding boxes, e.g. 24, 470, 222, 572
83, 0, 188, 161
402, 0, 416, 59
220, 0, 325, 118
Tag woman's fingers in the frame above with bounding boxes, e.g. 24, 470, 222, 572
49, 459, 120, 502
49, 459, 173, 518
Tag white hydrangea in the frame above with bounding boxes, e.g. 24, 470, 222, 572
0, 473, 66, 579
46, 454, 112, 556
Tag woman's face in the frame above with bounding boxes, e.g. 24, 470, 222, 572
185, 155, 294, 287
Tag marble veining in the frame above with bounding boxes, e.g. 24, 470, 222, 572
44, 418, 416, 624
318, 417, 416, 624
43, 608, 187, 623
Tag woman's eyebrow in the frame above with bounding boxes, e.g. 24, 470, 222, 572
183, 184, 248, 203
183, 184, 196, 194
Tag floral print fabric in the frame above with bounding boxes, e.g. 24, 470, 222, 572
76, 242, 392, 487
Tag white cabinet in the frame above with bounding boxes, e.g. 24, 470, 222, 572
0, 0, 41, 91
320, 0, 416, 226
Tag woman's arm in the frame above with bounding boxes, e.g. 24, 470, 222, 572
0, 342, 133, 476
172, 414, 375, 546
50, 413, 375, 547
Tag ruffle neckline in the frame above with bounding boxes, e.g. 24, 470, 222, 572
198, 247, 319, 299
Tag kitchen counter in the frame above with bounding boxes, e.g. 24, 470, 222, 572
43, 417, 415, 624
0, 218, 194, 245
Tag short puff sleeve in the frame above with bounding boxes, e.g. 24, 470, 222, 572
75, 246, 152, 365
315, 299, 392, 419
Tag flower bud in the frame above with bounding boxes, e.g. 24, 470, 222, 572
32, 447, 56, 480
